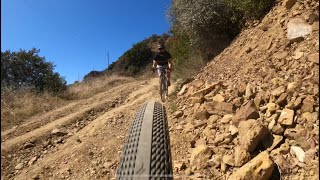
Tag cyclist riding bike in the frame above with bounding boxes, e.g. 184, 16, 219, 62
152, 44, 173, 86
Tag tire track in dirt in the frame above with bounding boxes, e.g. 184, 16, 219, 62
1, 79, 156, 180
1, 78, 171, 180
1, 80, 136, 142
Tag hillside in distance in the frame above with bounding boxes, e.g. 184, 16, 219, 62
83, 34, 171, 80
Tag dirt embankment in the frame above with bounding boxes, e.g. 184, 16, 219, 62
1, 77, 185, 180
169, 0, 319, 179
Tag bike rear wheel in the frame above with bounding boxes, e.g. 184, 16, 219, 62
116, 101, 173, 179
160, 75, 167, 102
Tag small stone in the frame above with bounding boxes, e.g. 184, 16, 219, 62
278, 109, 294, 126
184, 123, 195, 133
232, 100, 259, 126
51, 128, 68, 136
275, 52, 288, 60
301, 96, 314, 113
271, 123, 285, 135
194, 105, 210, 120
212, 94, 225, 102
222, 154, 235, 166
291, 146, 305, 162
266, 103, 277, 117
103, 162, 112, 168
32, 174, 40, 180
190, 144, 212, 166
284, 0, 297, 9
207, 115, 219, 125
204, 101, 234, 115
273, 155, 290, 174
245, 47, 252, 53
284, 128, 299, 139
234, 146, 251, 167
28, 156, 38, 165
220, 114, 233, 123
292, 51, 304, 60
272, 86, 285, 96
178, 85, 188, 96
311, 21, 319, 31
15, 163, 24, 170
263, 134, 284, 151
23, 142, 35, 149
287, 82, 300, 93
293, 97, 303, 109
276, 93, 288, 107
228, 125, 238, 136
176, 125, 183, 130
174, 110, 184, 118
253, 97, 263, 108
268, 119, 276, 130
208, 154, 222, 167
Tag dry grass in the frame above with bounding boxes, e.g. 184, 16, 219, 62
1, 88, 68, 131
64, 74, 133, 100
172, 54, 206, 81
1, 74, 133, 131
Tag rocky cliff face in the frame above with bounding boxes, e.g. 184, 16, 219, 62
170, 0, 319, 179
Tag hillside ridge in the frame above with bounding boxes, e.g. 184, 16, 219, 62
169, 0, 319, 179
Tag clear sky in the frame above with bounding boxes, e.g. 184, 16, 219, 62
1, 0, 171, 84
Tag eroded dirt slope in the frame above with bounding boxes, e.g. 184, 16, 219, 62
168, 0, 319, 179
1, 77, 187, 180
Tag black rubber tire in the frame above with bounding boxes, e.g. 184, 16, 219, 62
116, 101, 173, 179
160, 76, 168, 102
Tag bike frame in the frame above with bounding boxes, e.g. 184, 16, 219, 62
157, 66, 168, 102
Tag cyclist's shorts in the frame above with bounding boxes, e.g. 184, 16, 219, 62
156, 65, 169, 76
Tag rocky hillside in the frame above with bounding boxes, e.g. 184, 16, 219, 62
83, 34, 171, 80
169, 0, 319, 179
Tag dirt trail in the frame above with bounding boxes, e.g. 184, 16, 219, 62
1, 77, 184, 180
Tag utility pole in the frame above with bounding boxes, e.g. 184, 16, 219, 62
107, 52, 109, 68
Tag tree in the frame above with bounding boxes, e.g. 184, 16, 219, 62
1, 48, 67, 93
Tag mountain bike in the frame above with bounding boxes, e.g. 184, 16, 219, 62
115, 100, 173, 179
157, 66, 169, 102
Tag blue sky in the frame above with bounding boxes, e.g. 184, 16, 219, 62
1, 0, 171, 84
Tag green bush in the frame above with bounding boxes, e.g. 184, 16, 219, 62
105, 34, 171, 76
226, 0, 275, 19
1, 48, 67, 93
122, 40, 153, 75
167, 0, 275, 59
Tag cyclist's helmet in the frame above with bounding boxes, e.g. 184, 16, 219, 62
158, 44, 165, 50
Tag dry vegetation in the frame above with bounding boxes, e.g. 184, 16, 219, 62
1, 88, 67, 131
1, 75, 133, 131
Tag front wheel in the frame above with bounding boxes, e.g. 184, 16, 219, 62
116, 101, 173, 179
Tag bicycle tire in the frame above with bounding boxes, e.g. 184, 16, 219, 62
160, 75, 166, 102
116, 100, 173, 179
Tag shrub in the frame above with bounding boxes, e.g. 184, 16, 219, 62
1, 48, 67, 93
167, 0, 275, 60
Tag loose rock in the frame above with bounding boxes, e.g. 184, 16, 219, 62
228, 151, 274, 180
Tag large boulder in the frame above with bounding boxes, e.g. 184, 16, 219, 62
287, 18, 312, 43
228, 151, 274, 180
232, 100, 259, 126
238, 120, 269, 152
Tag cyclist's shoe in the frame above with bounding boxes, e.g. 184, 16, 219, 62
167, 80, 171, 86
